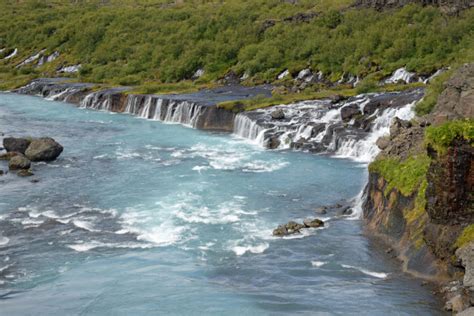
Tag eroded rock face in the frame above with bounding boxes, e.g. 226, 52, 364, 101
25, 137, 63, 162
426, 138, 474, 225
431, 63, 474, 124
8, 154, 31, 170
3, 137, 31, 154
456, 242, 474, 288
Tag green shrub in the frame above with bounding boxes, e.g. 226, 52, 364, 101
425, 119, 474, 154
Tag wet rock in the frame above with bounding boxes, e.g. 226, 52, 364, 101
25, 137, 63, 162
336, 206, 353, 216
273, 225, 288, 237
0, 151, 21, 161
315, 207, 327, 215
273, 221, 305, 237
0, 170, 4, 176
389, 117, 412, 138
271, 109, 285, 120
17, 169, 34, 177
30, 178, 40, 183
376, 136, 390, 150
340, 104, 361, 122
303, 218, 324, 228
267, 136, 281, 149
8, 155, 31, 170
3, 137, 31, 154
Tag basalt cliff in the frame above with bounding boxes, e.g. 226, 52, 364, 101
363, 63, 474, 314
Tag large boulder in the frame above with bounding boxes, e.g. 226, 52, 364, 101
8, 154, 31, 170
3, 137, 31, 154
25, 137, 63, 162
303, 218, 324, 228
271, 109, 285, 120
340, 104, 361, 122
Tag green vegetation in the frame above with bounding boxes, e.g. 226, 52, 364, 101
369, 154, 431, 197
0, 1, 473, 91
425, 119, 474, 154
415, 69, 454, 115
455, 224, 474, 248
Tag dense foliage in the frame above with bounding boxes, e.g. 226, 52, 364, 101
0, 0, 473, 88
425, 119, 474, 154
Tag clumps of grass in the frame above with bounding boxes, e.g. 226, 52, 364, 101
455, 224, 474, 249
369, 154, 431, 197
425, 119, 474, 154
415, 69, 453, 116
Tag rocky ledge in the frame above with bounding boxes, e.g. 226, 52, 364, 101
363, 63, 474, 313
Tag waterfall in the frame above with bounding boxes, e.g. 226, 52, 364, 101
232, 91, 420, 163
234, 114, 267, 145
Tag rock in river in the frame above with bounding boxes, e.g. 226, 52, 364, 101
8, 154, 31, 170
273, 219, 324, 237
3, 137, 31, 154
271, 109, 285, 120
303, 218, 325, 228
25, 137, 63, 162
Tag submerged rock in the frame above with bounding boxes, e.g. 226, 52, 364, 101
8, 154, 31, 170
303, 218, 324, 228
3, 137, 31, 154
271, 109, 285, 120
25, 137, 63, 162
273, 219, 324, 237
17, 169, 34, 177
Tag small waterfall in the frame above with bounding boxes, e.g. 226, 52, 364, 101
234, 114, 267, 145
232, 91, 421, 163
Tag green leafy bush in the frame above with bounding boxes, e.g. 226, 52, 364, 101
425, 119, 474, 154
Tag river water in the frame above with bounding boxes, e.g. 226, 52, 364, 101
0, 93, 444, 315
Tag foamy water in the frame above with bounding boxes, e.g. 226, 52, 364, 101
0, 93, 443, 315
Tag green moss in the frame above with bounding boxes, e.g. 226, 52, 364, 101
369, 155, 430, 197
455, 224, 474, 248
425, 119, 474, 154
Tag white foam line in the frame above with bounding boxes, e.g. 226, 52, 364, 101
341, 264, 389, 279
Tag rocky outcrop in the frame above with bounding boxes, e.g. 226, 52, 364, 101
430, 63, 474, 124
3, 137, 31, 154
8, 154, 31, 170
273, 219, 324, 237
354, 0, 474, 13
363, 64, 474, 312
25, 137, 63, 162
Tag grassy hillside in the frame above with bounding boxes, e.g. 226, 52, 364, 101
0, 0, 473, 91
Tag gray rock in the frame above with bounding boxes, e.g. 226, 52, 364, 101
456, 242, 474, 287
25, 137, 63, 162
445, 294, 467, 313
303, 218, 324, 228
458, 307, 474, 316
271, 109, 285, 120
315, 207, 327, 214
267, 136, 281, 149
340, 104, 361, 122
3, 137, 31, 154
0, 152, 21, 161
272, 221, 305, 237
376, 136, 390, 150
8, 155, 31, 170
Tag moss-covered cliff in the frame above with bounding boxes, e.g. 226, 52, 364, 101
364, 64, 474, 313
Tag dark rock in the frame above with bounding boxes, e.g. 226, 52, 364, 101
17, 169, 34, 177
283, 12, 318, 23
340, 104, 362, 122
30, 178, 40, 183
0, 170, 4, 176
273, 225, 288, 237
273, 221, 306, 237
267, 136, 281, 149
271, 109, 285, 120
303, 218, 324, 228
426, 138, 474, 225
3, 137, 31, 154
336, 206, 353, 216
8, 155, 31, 170
25, 137, 63, 162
